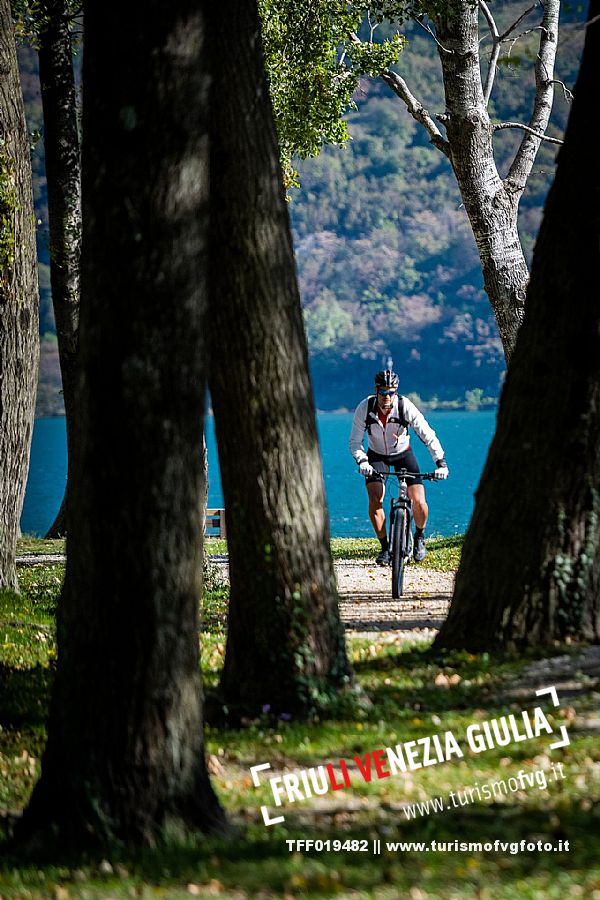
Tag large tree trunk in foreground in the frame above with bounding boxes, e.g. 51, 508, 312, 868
38, 0, 82, 539
434, 0, 600, 652
432, 0, 558, 361
0, 0, 39, 589
208, 0, 350, 719
18, 0, 225, 845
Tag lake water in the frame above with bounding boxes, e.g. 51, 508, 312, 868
21, 410, 496, 538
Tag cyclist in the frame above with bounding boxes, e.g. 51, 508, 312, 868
349, 365, 448, 564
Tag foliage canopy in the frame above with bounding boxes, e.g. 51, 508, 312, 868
259, 0, 406, 185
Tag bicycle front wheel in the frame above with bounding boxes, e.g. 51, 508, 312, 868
391, 509, 407, 598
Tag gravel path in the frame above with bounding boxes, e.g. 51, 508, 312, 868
15, 554, 599, 722
208, 555, 454, 640
16, 555, 66, 566
335, 559, 453, 639
17, 553, 454, 640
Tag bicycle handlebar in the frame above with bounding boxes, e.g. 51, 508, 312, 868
357, 468, 442, 481
384, 471, 439, 481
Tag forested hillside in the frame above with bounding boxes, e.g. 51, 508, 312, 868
289, 7, 583, 408
22, 4, 584, 413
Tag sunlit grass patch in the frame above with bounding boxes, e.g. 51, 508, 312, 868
15, 565, 64, 618
201, 586, 229, 637
420, 534, 463, 571
16, 536, 65, 556
15, 535, 463, 571
204, 537, 227, 556
0, 581, 57, 673
330, 536, 463, 571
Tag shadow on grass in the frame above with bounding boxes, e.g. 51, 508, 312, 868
323, 643, 578, 728
0, 638, 598, 895
0, 801, 597, 897
0, 663, 54, 727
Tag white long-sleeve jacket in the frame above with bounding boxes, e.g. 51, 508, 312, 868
349, 395, 445, 465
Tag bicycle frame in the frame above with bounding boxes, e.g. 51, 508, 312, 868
375, 468, 437, 598
385, 470, 416, 598
357, 465, 441, 598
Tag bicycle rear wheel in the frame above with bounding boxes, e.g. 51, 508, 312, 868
391, 509, 407, 598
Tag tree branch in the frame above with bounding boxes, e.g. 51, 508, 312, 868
550, 78, 574, 102
412, 15, 454, 53
482, 48, 501, 104
380, 69, 451, 157
479, 1, 539, 106
479, 0, 501, 103
505, 24, 546, 55
587, 12, 600, 27
367, 9, 380, 43
493, 122, 563, 144
505, 0, 560, 194
348, 32, 450, 157
499, 2, 538, 41
479, 1, 499, 39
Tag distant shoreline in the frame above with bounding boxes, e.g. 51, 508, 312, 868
315, 403, 498, 415
34, 403, 498, 421
35, 340, 499, 419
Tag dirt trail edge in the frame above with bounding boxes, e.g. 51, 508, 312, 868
336, 559, 452, 640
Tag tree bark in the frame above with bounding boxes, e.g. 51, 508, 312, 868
434, 0, 600, 652
37, 0, 81, 539
18, 0, 225, 845
45, 489, 66, 537
435, 20, 527, 356
431, 1, 557, 360
0, 0, 39, 589
379, 1, 560, 361
208, 0, 350, 719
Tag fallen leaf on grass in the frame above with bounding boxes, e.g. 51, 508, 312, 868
434, 672, 461, 688
208, 754, 225, 776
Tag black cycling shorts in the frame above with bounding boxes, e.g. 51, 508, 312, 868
366, 447, 423, 486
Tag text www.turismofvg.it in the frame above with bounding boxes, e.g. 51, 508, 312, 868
401, 761, 566, 820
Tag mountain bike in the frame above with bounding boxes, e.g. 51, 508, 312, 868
381, 469, 438, 599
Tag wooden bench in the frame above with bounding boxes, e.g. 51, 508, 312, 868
205, 508, 226, 538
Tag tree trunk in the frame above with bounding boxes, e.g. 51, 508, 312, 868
432, 1, 558, 361
434, 0, 600, 652
45, 490, 66, 537
37, 0, 81, 540
202, 434, 208, 529
18, 0, 225, 845
208, 0, 350, 720
0, 0, 39, 589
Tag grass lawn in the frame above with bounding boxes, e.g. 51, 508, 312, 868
197, 535, 461, 572
1, 539, 599, 897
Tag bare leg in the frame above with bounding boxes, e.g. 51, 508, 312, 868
408, 483, 428, 530
367, 481, 387, 539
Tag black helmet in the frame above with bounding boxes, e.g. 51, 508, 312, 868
374, 367, 399, 389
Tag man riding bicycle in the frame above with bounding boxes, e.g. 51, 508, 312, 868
349, 365, 449, 565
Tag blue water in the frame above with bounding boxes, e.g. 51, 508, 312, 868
21, 411, 496, 538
